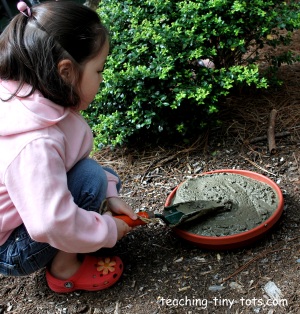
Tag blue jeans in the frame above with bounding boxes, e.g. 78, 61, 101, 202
0, 158, 120, 276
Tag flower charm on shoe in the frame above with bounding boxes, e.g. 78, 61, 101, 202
97, 257, 116, 275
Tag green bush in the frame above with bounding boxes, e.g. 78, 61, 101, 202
88, 0, 300, 147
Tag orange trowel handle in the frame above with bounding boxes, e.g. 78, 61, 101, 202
114, 211, 150, 228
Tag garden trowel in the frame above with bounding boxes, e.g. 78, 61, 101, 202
114, 199, 232, 228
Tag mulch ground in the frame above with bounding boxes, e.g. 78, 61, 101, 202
1, 37, 300, 314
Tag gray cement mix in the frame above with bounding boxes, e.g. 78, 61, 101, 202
171, 173, 279, 236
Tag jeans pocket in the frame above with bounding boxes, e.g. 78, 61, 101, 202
22, 242, 57, 274
0, 242, 22, 276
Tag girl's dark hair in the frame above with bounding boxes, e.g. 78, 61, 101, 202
0, 1, 109, 108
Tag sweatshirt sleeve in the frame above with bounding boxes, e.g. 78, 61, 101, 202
4, 138, 118, 253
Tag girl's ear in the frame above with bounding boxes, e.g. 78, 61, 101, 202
57, 59, 75, 84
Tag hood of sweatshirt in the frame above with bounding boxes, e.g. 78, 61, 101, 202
0, 80, 69, 136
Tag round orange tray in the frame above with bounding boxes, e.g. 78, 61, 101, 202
165, 169, 284, 250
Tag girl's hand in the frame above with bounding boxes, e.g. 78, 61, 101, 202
112, 217, 132, 240
106, 197, 137, 220
104, 197, 138, 240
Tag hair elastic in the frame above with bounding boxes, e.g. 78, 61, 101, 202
17, 1, 31, 17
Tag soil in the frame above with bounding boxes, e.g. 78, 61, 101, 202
1, 32, 300, 314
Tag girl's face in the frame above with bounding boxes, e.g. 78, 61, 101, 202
77, 41, 109, 111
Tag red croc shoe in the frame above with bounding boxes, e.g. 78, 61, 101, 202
46, 255, 123, 293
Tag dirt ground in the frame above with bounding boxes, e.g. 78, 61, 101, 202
1, 33, 300, 314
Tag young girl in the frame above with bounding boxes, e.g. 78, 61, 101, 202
0, 1, 137, 293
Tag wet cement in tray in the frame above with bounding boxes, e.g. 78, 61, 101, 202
171, 173, 279, 236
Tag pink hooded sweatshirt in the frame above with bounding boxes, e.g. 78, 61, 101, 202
0, 80, 118, 253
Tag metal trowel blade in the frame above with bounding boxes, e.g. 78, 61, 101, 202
157, 200, 232, 227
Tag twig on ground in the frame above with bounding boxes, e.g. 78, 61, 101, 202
221, 248, 290, 283
140, 135, 208, 182
293, 152, 299, 174
247, 131, 290, 144
268, 109, 278, 154
240, 155, 277, 176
